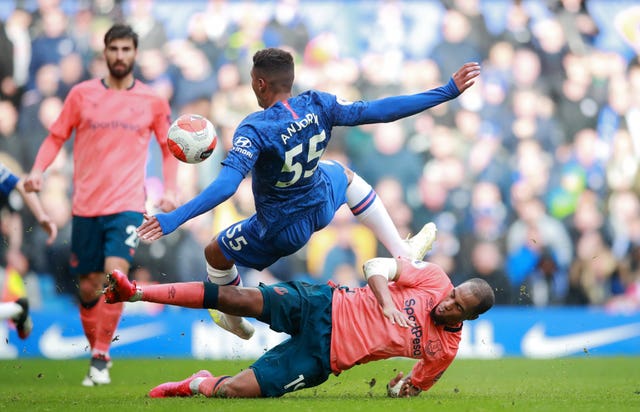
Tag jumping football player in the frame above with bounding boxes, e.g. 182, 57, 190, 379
137, 48, 480, 340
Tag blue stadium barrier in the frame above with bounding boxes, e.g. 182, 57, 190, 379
2, 304, 640, 359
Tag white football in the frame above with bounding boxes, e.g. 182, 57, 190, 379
167, 114, 217, 164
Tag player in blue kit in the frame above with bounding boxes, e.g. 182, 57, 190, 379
137, 48, 480, 339
0, 162, 57, 339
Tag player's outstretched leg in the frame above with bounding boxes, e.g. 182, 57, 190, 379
104, 269, 138, 303
404, 222, 438, 261
149, 370, 214, 398
12, 297, 33, 340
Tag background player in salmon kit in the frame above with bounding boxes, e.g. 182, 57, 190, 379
24, 23, 178, 387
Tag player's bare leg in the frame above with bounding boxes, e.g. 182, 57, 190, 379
149, 368, 262, 398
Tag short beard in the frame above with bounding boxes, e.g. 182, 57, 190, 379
107, 62, 133, 79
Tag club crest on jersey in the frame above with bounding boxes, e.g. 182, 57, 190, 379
336, 97, 354, 106
425, 339, 444, 357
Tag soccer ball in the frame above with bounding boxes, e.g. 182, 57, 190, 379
167, 114, 217, 164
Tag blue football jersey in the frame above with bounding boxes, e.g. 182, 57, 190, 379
222, 90, 370, 228
0, 163, 19, 196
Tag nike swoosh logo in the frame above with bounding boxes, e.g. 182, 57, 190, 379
522, 322, 640, 358
39, 322, 167, 359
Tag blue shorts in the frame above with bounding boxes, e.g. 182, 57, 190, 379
251, 281, 334, 397
217, 161, 348, 270
70, 212, 143, 276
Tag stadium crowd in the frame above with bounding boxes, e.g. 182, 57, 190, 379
0, 0, 639, 310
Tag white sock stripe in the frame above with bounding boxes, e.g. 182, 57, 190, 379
190, 377, 206, 394
346, 173, 373, 207
206, 264, 240, 286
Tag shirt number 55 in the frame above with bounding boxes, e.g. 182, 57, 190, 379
224, 223, 248, 251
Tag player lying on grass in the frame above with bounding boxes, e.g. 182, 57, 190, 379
103, 236, 495, 398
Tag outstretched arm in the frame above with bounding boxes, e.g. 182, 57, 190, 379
15, 179, 57, 245
137, 166, 243, 241
345, 62, 480, 124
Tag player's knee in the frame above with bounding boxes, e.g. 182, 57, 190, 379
204, 239, 234, 269
78, 275, 102, 302
217, 373, 262, 398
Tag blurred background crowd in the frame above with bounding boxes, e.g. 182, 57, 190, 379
1, 0, 640, 312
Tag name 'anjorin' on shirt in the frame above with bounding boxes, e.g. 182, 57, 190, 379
44, 79, 171, 216
330, 258, 463, 392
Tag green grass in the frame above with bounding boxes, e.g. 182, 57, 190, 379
0, 357, 639, 411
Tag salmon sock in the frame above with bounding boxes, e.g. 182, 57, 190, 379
92, 300, 123, 355
140, 282, 214, 308
79, 298, 101, 350
196, 376, 230, 397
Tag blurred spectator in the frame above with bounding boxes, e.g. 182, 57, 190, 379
306, 206, 376, 285
185, 12, 225, 71
136, 48, 173, 101
263, 0, 310, 54
430, 8, 482, 84
0, 100, 26, 167
27, 7, 75, 91
355, 121, 423, 189
126, 0, 167, 51
518, 248, 568, 306
568, 229, 619, 305
3, 8, 32, 108
506, 197, 573, 289
0, 18, 15, 103
550, 0, 599, 55
469, 240, 512, 305
57, 52, 87, 99
166, 42, 217, 116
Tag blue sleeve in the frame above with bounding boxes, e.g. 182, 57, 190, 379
155, 166, 243, 235
334, 78, 460, 125
0, 163, 19, 196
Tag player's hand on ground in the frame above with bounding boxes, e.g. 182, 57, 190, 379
382, 305, 415, 328
387, 372, 421, 398
137, 213, 164, 241
156, 191, 178, 213
451, 62, 481, 94
23, 171, 43, 193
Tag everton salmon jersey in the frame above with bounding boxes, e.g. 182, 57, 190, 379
222, 90, 372, 230
330, 258, 462, 392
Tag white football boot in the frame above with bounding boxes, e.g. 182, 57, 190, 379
404, 222, 438, 261
81, 355, 111, 386
208, 309, 255, 340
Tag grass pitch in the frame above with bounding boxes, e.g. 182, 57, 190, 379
1, 357, 638, 411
